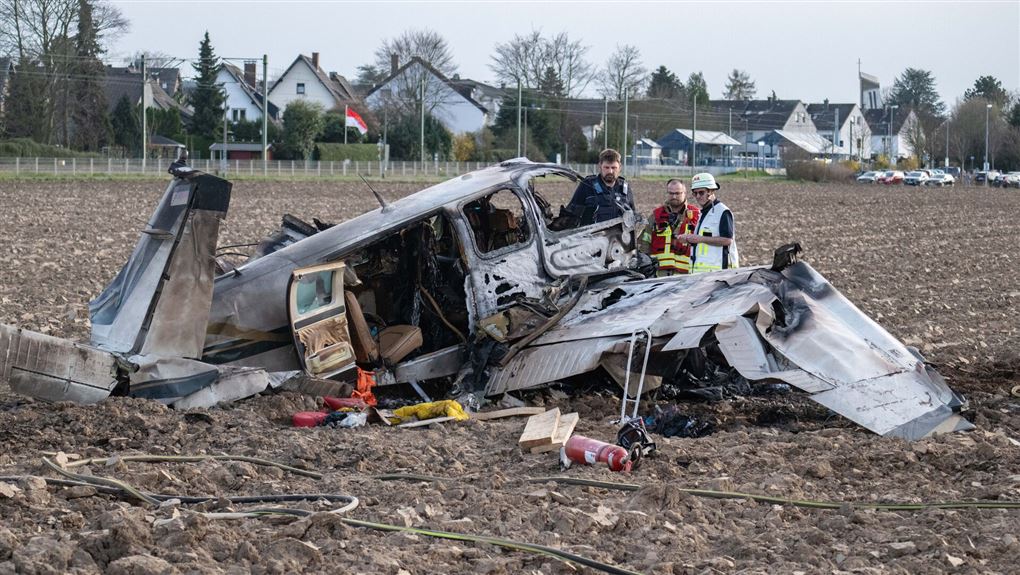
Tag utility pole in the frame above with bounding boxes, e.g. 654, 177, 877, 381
221, 109, 228, 173
344, 104, 349, 145
419, 76, 425, 165
516, 80, 522, 157
692, 96, 697, 169
262, 55, 268, 176
984, 103, 992, 174
728, 109, 732, 167
833, 108, 840, 160
141, 54, 147, 172
622, 90, 629, 173
603, 97, 608, 150
945, 119, 949, 168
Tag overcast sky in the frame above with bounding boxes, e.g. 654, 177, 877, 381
109, 0, 1019, 105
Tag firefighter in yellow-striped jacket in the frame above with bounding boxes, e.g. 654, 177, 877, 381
638, 179, 700, 276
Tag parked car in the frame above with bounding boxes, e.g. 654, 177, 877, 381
925, 173, 955, 187
975, 170, 1000, 183
1003, 172, 1020, 188
903, 171, 930, 186
945, 166, 962, 178
856, 171, 882, 183
991, 172, 1013, 187
878, 170, 905, 184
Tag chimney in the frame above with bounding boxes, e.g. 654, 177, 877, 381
390, 53, 399, 75
243, 61, 257, 88
312, 52, 320, 69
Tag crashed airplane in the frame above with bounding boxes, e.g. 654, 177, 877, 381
0, 159, 972, 440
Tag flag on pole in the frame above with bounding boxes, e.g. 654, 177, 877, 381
346, 107, 368, 135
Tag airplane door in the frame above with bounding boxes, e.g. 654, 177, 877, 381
287, 262, 356, 379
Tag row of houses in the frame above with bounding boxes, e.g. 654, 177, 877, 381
0, 50, 918, 164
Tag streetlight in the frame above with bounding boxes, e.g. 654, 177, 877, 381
887, 105, 898, 166
984, 103, 993, 175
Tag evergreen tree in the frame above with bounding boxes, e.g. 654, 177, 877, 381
646, 66, 683, 100
888, 68, 945, 118
386, 112, 452, 161
723, 69, 756, 101
111, 95, 141, 153
3, 60, 48, 140
687, 71, 709, 106
964, 75, 1009, 109
282, 100, 325, 160
70, 0, 111, 151
189, 32, 225, 140
1008, 102, 1020, 129
538, 66, 565, 98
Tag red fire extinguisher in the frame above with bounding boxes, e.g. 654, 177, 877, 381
562, 435, 633, 472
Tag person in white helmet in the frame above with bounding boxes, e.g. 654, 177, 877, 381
677, 172, 738, 273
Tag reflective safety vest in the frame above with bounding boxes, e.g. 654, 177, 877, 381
691, 201, 739, 273
645, 205, 700, 275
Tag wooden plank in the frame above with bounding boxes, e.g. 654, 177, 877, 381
398, 416, 456, 428
518, 408, 560, 450
471, 406, 547, 421
530, 412, 580, 454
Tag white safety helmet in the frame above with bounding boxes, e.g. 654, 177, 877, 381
691, 172, 720, 191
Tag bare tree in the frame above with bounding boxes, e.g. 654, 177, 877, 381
373, 27, 456, 77
489, 29, 593, 97
369, 28, 460, 117
596, 44, 646, 100
723, 69, 756, 100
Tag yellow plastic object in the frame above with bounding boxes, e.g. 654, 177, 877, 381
392, 400, 470, 423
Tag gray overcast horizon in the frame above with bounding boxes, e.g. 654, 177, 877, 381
109, 0, 1019, 106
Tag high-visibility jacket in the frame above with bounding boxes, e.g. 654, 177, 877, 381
691, 201, 739, 273
641, 204, 700, 275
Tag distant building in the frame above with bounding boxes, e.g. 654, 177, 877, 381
217, 62, 279, 124
210, 142, 274, 161
365, 57, 494, 135
709, 98, 817, 158
631, 137, 662, 164
656, 129, 740, 165
268, 52, 357, 113
860, 71, 883, 111
807, 101, 872, 159
104, 66, 192, 122
863, 107, 918, 161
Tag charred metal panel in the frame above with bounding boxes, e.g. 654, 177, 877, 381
393, 345, 465, 383
90, 174, 230, 357
140, 209, 226, 358
171, 366, 270, 409
0, 325, 119, 403
486, 336, 625, 395
811, 370, 972, 438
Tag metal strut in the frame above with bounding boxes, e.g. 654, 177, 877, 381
619, 328, 652, 423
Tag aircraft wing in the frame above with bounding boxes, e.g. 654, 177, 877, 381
486, 262, 972, 441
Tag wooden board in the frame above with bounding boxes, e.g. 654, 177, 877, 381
398, 416, 456, 428
518, 408, 561, 450
471, 407, 547, 421
530, 412, 579, 454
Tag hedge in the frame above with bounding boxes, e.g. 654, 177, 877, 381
315, 143, 381, 162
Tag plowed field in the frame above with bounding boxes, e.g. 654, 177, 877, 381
1, 176, 1019, 574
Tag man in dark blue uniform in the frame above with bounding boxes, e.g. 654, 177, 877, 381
557, 148, 634, 228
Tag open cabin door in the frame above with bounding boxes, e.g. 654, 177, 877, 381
287, 262, 356, 379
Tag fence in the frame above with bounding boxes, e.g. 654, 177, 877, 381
0, 157, 782, 178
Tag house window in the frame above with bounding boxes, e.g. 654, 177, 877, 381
296, 83, 305, 95
239, 109, 246, 121
231, 109, 239, 122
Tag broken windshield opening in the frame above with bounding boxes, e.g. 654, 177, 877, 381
462, 188, 530, 254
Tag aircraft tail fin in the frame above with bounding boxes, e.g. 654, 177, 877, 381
89, 172, 231, 358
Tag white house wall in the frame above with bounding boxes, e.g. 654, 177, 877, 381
269, 61, 339, 113
366, 63, 487, 135
216, 69, 263, 122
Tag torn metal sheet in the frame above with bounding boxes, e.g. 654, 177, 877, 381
0, 325, 119, 404
486, 336, 626, 395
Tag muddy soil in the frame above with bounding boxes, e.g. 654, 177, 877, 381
1, 176, 1019, 574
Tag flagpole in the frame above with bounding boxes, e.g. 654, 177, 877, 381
344, 104, 349, 145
